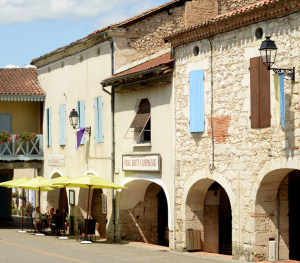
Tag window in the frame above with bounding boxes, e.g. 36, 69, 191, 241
189, 69, 205, 132
46, 108, 52, 146
125, 99, 151, 143
94, 97, 103, 143
59, 104, 66, 145
77, 101, 85, 144
250, 57, 270, 128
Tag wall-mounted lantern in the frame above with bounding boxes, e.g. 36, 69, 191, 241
69, 109, 79, 129
259, 36, 295, 82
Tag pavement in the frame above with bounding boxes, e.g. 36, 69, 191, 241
0, 218, 298, 263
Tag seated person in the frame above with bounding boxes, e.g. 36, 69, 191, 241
32, 206, 42, 232
47, 208, 56, 234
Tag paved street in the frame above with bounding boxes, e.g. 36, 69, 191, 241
0, 221, 244, 263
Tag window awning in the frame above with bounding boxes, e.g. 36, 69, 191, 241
125, 99, 151, 139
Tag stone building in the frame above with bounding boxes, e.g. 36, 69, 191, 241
165, 0, 300, 261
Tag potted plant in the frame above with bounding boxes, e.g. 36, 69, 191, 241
19, 192, 26, 200
16, 131, 37, 142
25, 202, 33, 215
12, 191, 19, 198
0, 130, 12, 144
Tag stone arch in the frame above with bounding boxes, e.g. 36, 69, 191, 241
77, 169, 107, 238
253, 168, 296, 261
118, 176, 170, 246
179, 167, 234, 254
49, 168, 64, 179
47, 170, 68, 213
120, 175, 171, 228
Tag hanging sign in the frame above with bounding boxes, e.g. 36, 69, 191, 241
122, 154, 161, 172
102, 194, 107, 214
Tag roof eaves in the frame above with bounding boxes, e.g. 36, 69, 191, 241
102, 67, 162, 87
164, 0, 287, 44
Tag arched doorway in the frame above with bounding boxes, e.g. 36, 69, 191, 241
119, 181, 169, 246
255, 168, 300, 261
47, 172, 68, 215
91, 189, 107, 238
185, 179, 232, 255
77, 188, 107, 238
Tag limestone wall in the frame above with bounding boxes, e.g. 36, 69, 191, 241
114, 6, 185, 71
173, 12, 300, 261
217, 0, 262, 15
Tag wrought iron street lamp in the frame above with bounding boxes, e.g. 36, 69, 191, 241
69, 109, 79, 129
259, 36, 295, 82
69, 109, 91, 135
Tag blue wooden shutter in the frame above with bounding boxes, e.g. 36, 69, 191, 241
59, 105, 66, 145
47, 108, 52, 146
189, 70, 205, 132
94, 98, 99, 143
78, 101, 85, 144
0, 114, 12, 155
94, 97, 103, 143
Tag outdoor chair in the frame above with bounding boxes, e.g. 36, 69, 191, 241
52, 215, 64, 235
76, 219, 96, 242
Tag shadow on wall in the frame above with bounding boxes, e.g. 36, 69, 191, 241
119, 182, 169, 246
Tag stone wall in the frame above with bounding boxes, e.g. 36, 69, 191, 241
217, 0, 262, 15
173, 11, 300, 261
115, 6, 185, 71
185, 0, 218, 28
119, 183, 167, 245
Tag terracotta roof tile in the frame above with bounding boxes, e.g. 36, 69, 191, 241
103, 53, 173, 83
0, 68, 44, 96
165, 0, 281, 40
31, 0, 187, 64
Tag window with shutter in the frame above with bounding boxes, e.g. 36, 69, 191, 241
46, 108, 52, 146
125, 99, 151, 143
189, 69, 205, 132
59, 104, 66, 145
77, 101, 85, 144
250, 57, 270, 128
94, 97, 104, 143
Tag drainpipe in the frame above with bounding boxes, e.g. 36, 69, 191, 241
276, 190, 279, 260
172, 70, 176, 251
102, 33, 116, 242
208, 38, 215, 172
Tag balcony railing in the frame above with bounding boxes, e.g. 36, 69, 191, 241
0, 134, 43, 161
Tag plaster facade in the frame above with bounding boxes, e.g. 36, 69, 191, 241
172, 10, 300, 261
37, 41, 114, 239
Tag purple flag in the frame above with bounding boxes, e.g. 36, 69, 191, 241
76, 128, 86, 151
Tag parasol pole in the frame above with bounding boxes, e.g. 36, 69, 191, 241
18, 188, 27, 233
86, 185, 91, 241
35, 187, 44, 236
58, 187, 68, 239
81, 185, 92, 244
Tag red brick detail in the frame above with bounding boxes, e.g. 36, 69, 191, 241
208, 116, 231, 144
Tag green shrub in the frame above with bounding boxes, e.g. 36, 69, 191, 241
12, 208, 19, 215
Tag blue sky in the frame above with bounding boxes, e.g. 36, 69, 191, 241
0, 0, 167, 68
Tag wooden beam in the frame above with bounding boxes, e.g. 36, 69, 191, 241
0, 162, 42, 169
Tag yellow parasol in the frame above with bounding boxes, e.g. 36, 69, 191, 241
53, 173, 126, 243
36, 176, 71, 239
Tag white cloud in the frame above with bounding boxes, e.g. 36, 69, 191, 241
0, 0, 160, 25
3, 63, 36, 68
4, 64, 20, 68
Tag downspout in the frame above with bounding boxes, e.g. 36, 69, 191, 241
102, 33, 116, 242
172, 65, 176, 251
208, 38, 215, 172
277, 190, 279, 260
